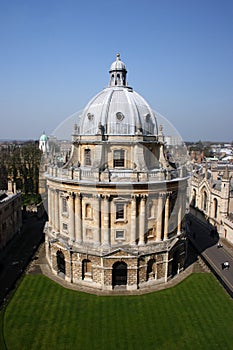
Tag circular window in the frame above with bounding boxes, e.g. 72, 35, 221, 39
116, 112, 124, 121
87, 113, 94, 121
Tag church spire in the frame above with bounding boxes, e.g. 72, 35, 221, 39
109, 53, 127, 87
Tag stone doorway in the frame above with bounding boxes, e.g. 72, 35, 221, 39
112, 261, 127, 288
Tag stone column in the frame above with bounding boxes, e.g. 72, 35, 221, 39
164, 194, 170, 240
50, 189, 54, 228
75, 193, 82, 244
156, 194, 164, 241
94, 195, 100, 246
138, 195, 146, 245
68, 192, 75, 242
130, 195, 137, 245
48, 186, 52, 225
102, 195, 110, 246
55, 190, 60, 232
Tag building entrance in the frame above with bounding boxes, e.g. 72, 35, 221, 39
112, 261, 127, 287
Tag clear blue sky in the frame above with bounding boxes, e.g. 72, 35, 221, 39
0, 0, 232, 142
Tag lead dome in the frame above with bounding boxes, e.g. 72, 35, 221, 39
79, 54, 158, 136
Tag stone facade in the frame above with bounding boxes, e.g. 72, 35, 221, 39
0, 181, 22, 250
190, 163, 233, 244
44, 54, 188, 292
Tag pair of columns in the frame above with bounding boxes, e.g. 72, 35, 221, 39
48, 187, 100, 245
131, 193, 171, 245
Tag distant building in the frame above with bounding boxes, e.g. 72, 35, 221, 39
44, 54, 189, 292
190, 164, 233, 244
39, 132, 49, 154
0, 181, 22, 250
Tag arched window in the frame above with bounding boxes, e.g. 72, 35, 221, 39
84, 149, 91, 166
56, 250, 66, 275
82, 259, 92, 280
62, 196, 68, 214
116, 203, 124, 220
213, 198, 218, 218
147, 259, 156, 280
85, 203, 92, 219
203, 191, 207, 211
112, 261, 127, 287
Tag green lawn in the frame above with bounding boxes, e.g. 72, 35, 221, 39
1, 273, 233, 350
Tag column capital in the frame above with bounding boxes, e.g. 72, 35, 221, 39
102, 194, 110, 200
140, 194, 148, 200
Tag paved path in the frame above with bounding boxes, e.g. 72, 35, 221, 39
0, 215, 45, 307
186, 213, 233, 297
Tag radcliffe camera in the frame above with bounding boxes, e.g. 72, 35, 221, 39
0, 2, 233, 350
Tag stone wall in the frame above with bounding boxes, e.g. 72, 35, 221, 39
47, 241, 185, 291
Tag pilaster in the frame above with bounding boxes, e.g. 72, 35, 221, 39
130, 195, 137, 245
164, 193, 170, 240
94, 194, 101, 246
102, 195, 110, 246
68, 192, 75, 242
75, 193, 82, 243
156, 193, 164, 241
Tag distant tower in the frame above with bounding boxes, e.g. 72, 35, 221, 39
39, 131, 49, 153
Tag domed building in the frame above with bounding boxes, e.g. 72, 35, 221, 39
44, 54, 188, 291
39, 131, 49, 154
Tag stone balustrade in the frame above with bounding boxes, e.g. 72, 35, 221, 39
47, 165, 186, 183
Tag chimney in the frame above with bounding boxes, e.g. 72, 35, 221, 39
8, 180, 13, 194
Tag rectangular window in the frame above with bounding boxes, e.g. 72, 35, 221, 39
86, 228, 93, 239
62, 197, 67, 213
116, 230, 125, 239
84, 149, 91, 166
113, 150, 125, 167
116, 203, 124, 220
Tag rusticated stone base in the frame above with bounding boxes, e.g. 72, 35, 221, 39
45, 235, 186, 293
